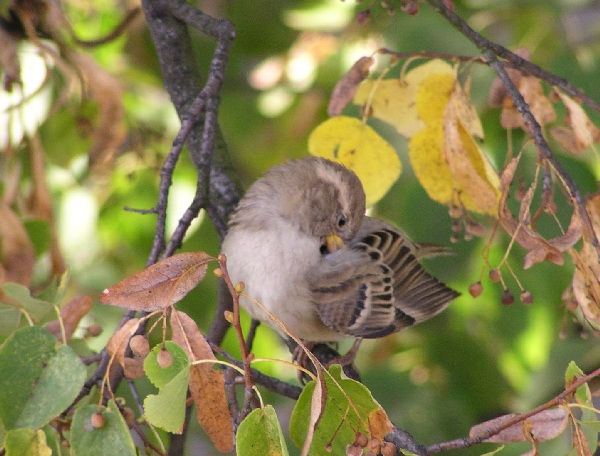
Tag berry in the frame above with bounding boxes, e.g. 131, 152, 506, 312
157, 347, 173, 368
469, 281, 483, 298
501, 289, 515, 306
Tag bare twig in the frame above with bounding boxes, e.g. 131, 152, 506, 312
426, 0, 600, 114
426, 365, 600, 453
425, 0, 600, 259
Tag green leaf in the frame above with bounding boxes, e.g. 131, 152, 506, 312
289, 365, 393, 455
0, 280, 56, 336
565, 361, 591, 404
4, 429, 52, 456
237, 405, 289, 456
480, 445, 505, 456
23, 219, 51, 257
70, 399, 136, 456
143, 341, 190, 388
0, 326, 86, 429
143, 342, 190, 434
144, 366, 190, 434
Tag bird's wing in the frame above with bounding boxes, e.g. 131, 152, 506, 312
359, 224, 459, 327
309, 220, 458, 338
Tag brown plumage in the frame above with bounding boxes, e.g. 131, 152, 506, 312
221, 157, 458, 343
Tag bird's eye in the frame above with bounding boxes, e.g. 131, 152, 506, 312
337, 213, 347, 228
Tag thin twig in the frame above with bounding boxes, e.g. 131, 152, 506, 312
426, 0, 600, 113
426, 365, 600, 453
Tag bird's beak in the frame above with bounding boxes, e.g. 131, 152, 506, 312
325, 234, 345, 253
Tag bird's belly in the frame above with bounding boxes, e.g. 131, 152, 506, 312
222, 229, 344, 342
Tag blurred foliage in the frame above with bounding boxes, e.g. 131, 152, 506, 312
1, 0, 600, 454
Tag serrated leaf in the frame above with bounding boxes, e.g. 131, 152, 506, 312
143, 342, 190, 434
143, 341, 190, 388
289, 365, 393, 455
0, 326, 86, 429
144, 366, 190, 434
70, 400, 136, 456
4, 429, 52, 456
308, 116, 401, 207
237, 405, 289, 456
99, 252, 214, 311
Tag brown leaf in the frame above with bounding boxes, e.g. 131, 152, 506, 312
45, 296, 93, 342
0, 27, 21, 91
442, 101, 500, 214
554, 90, 600, 153
500, 76, 555, 131
570, 191, 600, 326
498, 158, 581, 269
123, 357, 145, 379
448, 80, 484, 140
0, 203, 36, 286
302, 374, 327, 456
106, 318, 141, 369
328, 56, 374, 116
469, 408, 568, 443
572, 422, 593, 456
26, 135, 66, 277
71, 53, 127, 173
100, 252, 214, 311
488, 48, 530, 108
170, 310, 233, 453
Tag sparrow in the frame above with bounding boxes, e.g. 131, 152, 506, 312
221, 156, 458, 345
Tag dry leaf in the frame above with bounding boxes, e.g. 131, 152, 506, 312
572, 422, 593, 456
0, 27, 21, 90
71, 53, 127, 173
498, 157, 581, 269
26, 134, 66, 276
0, 203, 36, 286
500, 76, 555, 130
45, 296, 93, 342
124, 356, 145, 379
301, 374, 327, 456
442, 102, 500, 214
369, 409, 394, 440
488, 48, 530, 108
100, 252, 214, 311
553, 90, 600, 153
170, 310, 233, 453
328, 56, 373, 116
469, 408, 568, 443
447, 79, 484, 140
570, 192, 600, 325
106, 318, 142, 369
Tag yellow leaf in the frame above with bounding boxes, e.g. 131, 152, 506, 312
409, 121, 499, 215
416, 73, 455, 126
308, 116, 401, 207
409, 123, 454, 205
443, 118, 500, 215
353, 59, 454, 138
448, 81, 484, 140
354, 79, 422, 138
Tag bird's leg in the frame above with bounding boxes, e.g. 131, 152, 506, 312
292, 340, 315, 384
328, 337, 363, 367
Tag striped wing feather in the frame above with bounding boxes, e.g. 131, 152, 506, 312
310, 221, 458, 338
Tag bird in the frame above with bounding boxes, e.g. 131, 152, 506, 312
221, 156, 458, 349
